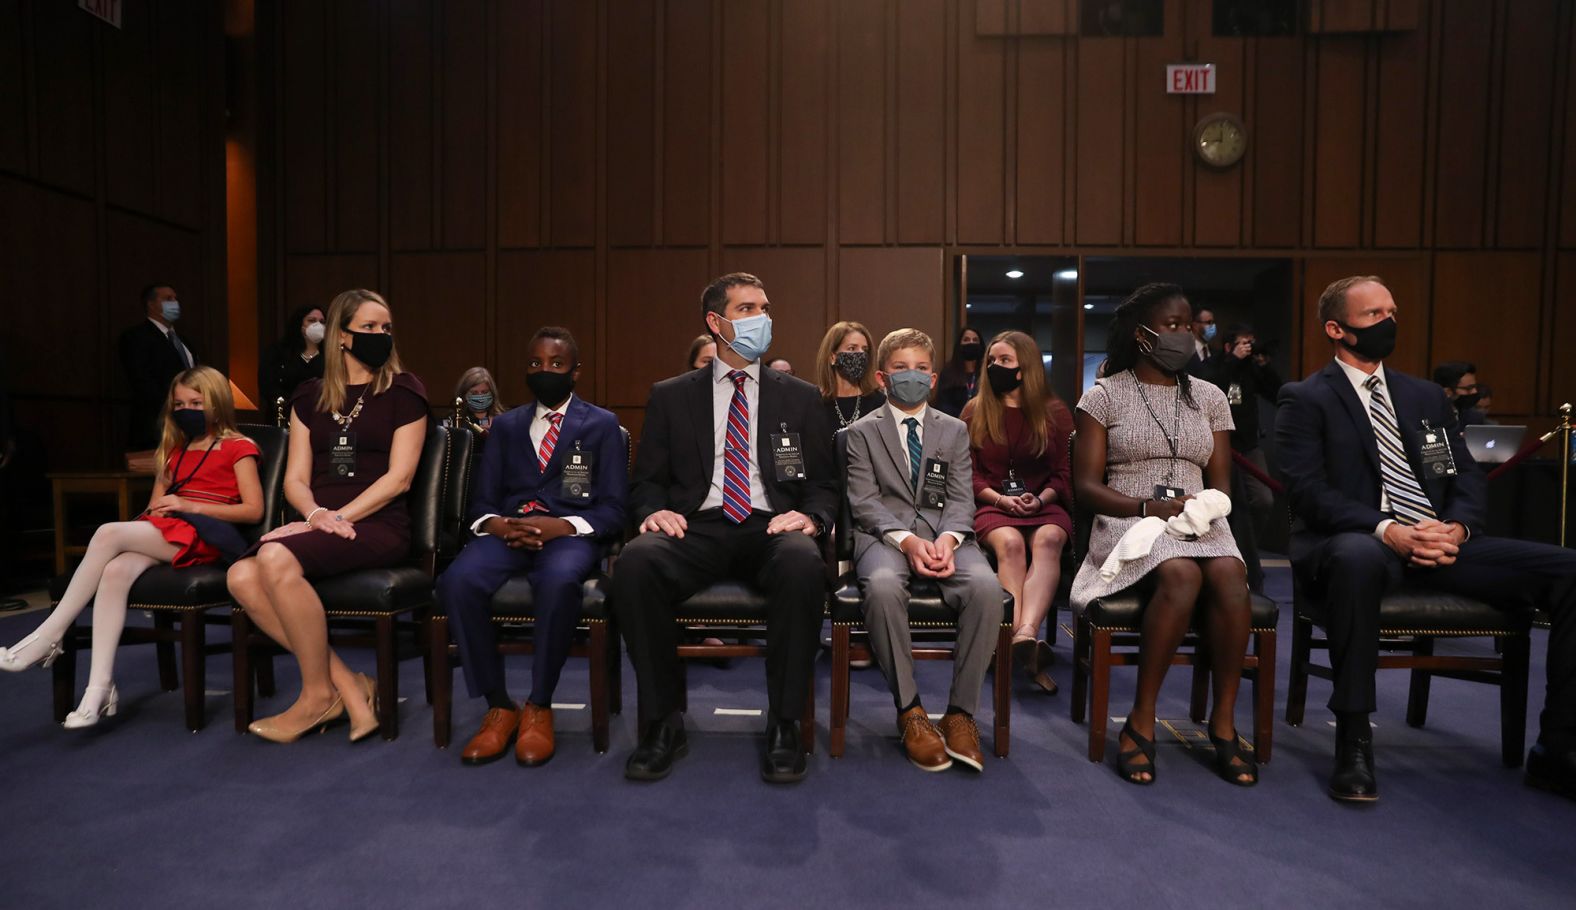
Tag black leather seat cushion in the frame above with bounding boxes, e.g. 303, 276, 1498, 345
671, 581, 774, 623
452, 574, 610, 623
830, 576, 1014, 625
314, 566, 435, 616
1299, 586, 1529, 634
49, 565, 231, 609
1077, 591, 1280, 630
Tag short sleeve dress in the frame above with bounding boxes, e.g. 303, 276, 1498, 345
965, 398, 1075, 540
143, 436, 261, 568
263, 372, 429, 578
1069, 371, 1242, 609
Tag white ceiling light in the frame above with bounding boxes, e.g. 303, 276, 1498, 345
1057, 269, 1079, 280
1083, 303, 1093, 310
1005, 269, 1024, 279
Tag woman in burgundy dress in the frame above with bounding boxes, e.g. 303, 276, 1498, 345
961, 330, 1073, 694
1, 367, 263, 728
227, 289, 428, 744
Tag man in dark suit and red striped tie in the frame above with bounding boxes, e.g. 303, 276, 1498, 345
1277, 276, 1576, 803
612, 273, 837, 783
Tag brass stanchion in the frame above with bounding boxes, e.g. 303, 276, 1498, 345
1538, 402, 1572, 548
452, 396, 465, 428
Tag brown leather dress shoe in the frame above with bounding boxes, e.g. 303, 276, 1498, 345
898, 705, 952, 772
461, 707, 519, 766
515, 703, 555, 767
937, 712, 985, 772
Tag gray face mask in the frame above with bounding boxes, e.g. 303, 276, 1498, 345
1139, 326, 1194, 374
884, 369, 933, 407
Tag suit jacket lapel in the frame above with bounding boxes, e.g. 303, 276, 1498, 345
690, 369, 715, 483
755, 368, 778, 482
1322, 362, 1381, 475
541, 397, 585, 478
875, 409, 916, 503
1384, 374, 1430, 482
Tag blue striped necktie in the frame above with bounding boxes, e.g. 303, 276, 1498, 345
1364, 375, 1437, 525
903, 416, 922, 492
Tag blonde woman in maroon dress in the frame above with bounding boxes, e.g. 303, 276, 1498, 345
961, 331, 1073, 695
1, 367, 263, 728
227, 289, 428, 744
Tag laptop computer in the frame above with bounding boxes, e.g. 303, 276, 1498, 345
1463, 425, 1526, 464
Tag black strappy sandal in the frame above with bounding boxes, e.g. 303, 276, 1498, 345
1210, 731, 1260, 787
1117, 720, 1157, 785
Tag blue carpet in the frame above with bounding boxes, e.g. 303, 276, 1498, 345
1, 567, 1571, 909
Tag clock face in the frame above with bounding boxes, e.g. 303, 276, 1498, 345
1195, 114, 1247, 168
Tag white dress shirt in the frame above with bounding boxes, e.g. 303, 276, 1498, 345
150, 318, 194, 369
882, 401, 966, 552
471, 394, 593, 537
700, 359, 770, 514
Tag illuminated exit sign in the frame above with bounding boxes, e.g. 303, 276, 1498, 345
1166, 64, 1216, 94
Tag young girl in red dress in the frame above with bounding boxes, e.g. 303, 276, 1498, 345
0, 366, 264, 728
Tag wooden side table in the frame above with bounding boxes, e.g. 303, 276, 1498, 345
48, 471, 156, 575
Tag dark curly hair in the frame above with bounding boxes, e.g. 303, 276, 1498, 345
1106, 282, 1198, 409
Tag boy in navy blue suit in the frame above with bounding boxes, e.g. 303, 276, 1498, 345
435, 327, 627, 766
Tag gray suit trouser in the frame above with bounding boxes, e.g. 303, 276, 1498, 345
855, 540, 1001, 716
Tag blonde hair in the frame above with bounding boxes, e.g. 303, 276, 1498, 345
968, 331, 1055, 456
318, 289, 404, 413
875, 328, 936, 373
814, 321, 879, 401
155, 366, 245, 477
453, 366, 504, 417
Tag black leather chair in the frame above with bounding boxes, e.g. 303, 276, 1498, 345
232, 422, 461, 741
825, 429, 1014, 758
1065, 432, 1279, 763
429, 428, 629, 753
1285, 576, 1532, 768
49, 425, 289, 731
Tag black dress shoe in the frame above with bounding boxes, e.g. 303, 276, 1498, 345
761, 720, 808, 784
625, 719, 688, 782
1329, 725, 1378, 803
1526, 743, 1576, 802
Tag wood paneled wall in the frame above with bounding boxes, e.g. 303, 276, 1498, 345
0, 0, 227, 468
240, 0, 1572, 438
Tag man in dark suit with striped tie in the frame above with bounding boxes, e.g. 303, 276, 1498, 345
1277, 276, 1576, 803
611, 273, 836, 783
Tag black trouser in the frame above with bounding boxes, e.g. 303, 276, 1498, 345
610, 510, 826, 729
1297, 533, 1576, 751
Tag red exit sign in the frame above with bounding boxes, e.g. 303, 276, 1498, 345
1166, 64, 1216, 95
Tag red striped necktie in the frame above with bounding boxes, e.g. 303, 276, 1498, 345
520, 411, 564, 516
721, 370, 752, 524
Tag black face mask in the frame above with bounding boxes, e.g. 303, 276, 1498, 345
986, 362, 1022, 396
957, 342, 984, 362
1455, 392, 1482, 411
834, 351, 868, 383
1139, 327, 1195, 374
1336, 316, 1396, 362
173, 408, 207, 441
344, 330, 394, 370
526, 369, 576, 407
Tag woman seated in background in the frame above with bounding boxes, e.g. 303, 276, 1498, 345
814, 320, 884, 434
226, 289, 428, 744
1070, 283, 1254, 788
1, 366, 263, 728
446, 366, 505, 440
935, 326, 984, 417
260, 304, 327, 420
686, 334, 716, 372
961, 330, 1071, 695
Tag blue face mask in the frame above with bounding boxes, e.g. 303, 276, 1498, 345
466, 393, 494, 412
723, 313, 773, 363
884, 369, 933, 408
161, 300, 182, 323
1201, 323, 1216, 342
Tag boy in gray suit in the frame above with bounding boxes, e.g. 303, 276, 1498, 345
844, 328, 1003, 772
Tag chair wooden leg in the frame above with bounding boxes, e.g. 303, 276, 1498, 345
1406, 636, 1435, 728
588, 621, 610, 754
607, 624, 623, 716
232, 610, 254, 732
180, 612, 206, 732
1253, 630, 1275, 764
430, 615, 452, 749
376, 615, 399, 740
1189, 645, 1210, 724
1501, 631, 1531, 768
154, 612, 178, 691
1070, 614, 1089, 724
1285, 612, 1312, 726
420, 612, 435, 706
801, 677, 815, 755
52, 631, 77, 723
1088, 628, 1113, 762
257, 652, 276, 698
829, 624, 850, 757
993, 623, 1011, 757
678, 656, 688, 715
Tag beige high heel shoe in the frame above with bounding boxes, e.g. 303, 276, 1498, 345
0, 631, 64, 672
348, 672, 380, 743
248, 695, 345, 743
